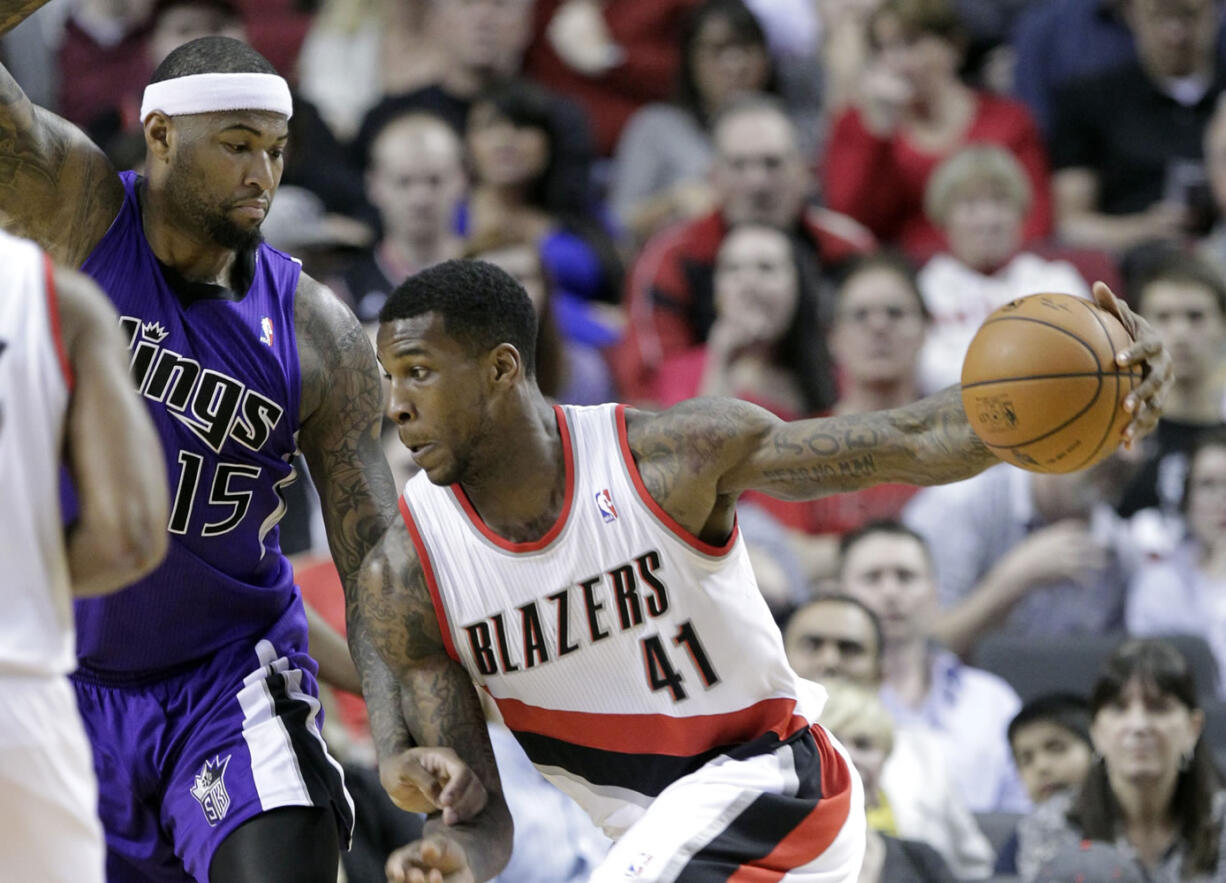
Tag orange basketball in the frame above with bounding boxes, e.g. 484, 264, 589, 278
960, 292, 1143, 474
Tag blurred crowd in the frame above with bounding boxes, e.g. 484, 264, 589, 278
13, 0, 1226, 880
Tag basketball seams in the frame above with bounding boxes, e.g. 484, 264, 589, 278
961, 370, 1139, 389
963, 293, 1141, 473
977, 314, 1102, 372
1072, 299, 1131, 471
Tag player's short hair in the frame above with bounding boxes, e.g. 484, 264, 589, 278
150, 35, 276, 84
837, 519, 933, 575
1007, 692, 1092, 752
380, 259, 539, 378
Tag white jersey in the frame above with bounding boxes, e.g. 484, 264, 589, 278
0, 231, 75, 677
401, 403, 826, 837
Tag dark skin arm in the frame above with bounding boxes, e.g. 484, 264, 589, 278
294, 276, 414, 758
58, 263, 169, 595
0, 1, 122, 266
295, 277, 490, 822
626, 285, 1172, 546
357, 522, 513, 883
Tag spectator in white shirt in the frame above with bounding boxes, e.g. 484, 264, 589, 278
902, 456, 1142, 659
917, 145, 1089, 393
838, 522, 1030, 813
1128, 431, 1226, 696
784, 594, 996, 878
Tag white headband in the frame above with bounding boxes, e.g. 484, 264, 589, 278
140, 72, 293, 122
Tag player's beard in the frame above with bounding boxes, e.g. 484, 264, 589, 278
166, 161, 264, 253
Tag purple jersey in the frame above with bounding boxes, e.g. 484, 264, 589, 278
75, 171, 306, 677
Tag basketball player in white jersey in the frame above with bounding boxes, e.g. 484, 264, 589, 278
0, 229, 168, 882
357, 260, 1173, 883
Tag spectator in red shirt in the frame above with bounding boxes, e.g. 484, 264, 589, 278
651, 221, 834, 416
524, 0, 703, 156
820, 0, 1052, 262
615, 94, 873, 401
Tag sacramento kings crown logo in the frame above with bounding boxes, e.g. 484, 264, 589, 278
190, 755, 232, 826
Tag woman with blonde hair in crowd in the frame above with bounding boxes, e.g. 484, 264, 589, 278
821, 681, 958, 882
916, 144, 1089, 392
1018, 639, 1226, 882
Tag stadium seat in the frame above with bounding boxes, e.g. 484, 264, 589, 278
971, 632, 1221, 703
974, 811, 1022, 857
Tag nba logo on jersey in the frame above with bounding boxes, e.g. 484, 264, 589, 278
190, 755, 232, 826
625, 852, 653, 878
595, 488, 618, 523
259, 316, 275, 348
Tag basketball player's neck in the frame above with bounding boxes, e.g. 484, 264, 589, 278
141, 186, 238, 287
459, 392, 567, 544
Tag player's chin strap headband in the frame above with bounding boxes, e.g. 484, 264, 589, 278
139, 72, 293, 122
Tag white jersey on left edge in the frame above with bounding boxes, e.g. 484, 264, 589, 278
0, 231, 74, 677
401, 403, 825, 838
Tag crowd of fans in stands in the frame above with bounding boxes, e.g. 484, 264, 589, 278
10, 0, 1226, 880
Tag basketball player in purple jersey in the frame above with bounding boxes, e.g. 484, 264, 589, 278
357, 261, 1173, 882
0, 9, 476, 880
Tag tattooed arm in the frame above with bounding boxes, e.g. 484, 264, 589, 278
625, 386, 998, 544
625, 281, 1173, 544
295, 276, 412, 756
357, 521, 513, 882
0, 3, 122, 265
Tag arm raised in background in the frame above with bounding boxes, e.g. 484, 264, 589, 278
626, 285, 1172, 546
356, 521, 513, 883
0, 2, 123, 266
58, 262, 169, 595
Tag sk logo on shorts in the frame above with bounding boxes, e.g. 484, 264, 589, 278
596, 488, 618, 523
190, 755, 233, 826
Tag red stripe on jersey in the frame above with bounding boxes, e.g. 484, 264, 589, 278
727, 724, 855, 882
492, 694, 807, 757
43, 253, 73, 390
449, 404, 576, 552
614, 404, 739, 557
399, 496, 459, 662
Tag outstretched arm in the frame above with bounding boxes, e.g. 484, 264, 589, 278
357, 523, 513, 883
58, 263, 168, 595
294, 277, 412, 758
627, 286, 1171, 543
0, 2, 122, 265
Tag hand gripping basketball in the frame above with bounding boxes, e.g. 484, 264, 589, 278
960, 283, 1172, 473
379, 747, 488, 825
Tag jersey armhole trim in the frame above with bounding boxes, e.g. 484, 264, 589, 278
614, 403, 738, 557
43, 253, 73, 391
399, 496, 459, 663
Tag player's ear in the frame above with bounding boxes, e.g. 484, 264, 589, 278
143, 112, 173, 162
488, 343, 522, 387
